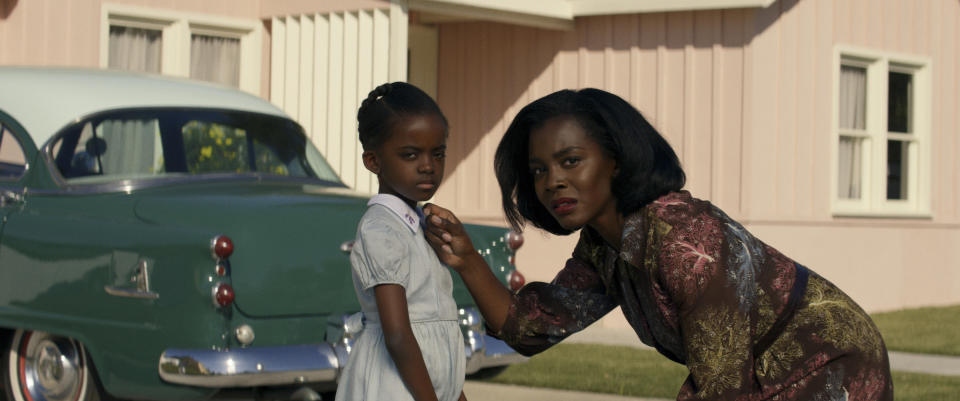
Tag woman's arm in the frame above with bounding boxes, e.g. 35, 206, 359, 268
374, 284, 439, 401
422, 203, 513, 332
423, 204, 617, 357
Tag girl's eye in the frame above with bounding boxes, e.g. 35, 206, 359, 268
402, 152, 417, 160
434, 151, 446, 160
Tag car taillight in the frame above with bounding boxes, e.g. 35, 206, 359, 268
507, 270, 525, 292
213, 282, 235, 307
211, 235, 234, 259
505, 230, 524, 250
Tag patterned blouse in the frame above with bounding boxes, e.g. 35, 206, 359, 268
494, 191, 893, 400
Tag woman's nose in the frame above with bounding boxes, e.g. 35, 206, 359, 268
545, 167, 566, 191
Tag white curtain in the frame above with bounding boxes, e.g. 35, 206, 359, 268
838, 66, 866, 199
98, 120, 162, 176
190, 34, 241, 87
109, 26, 162, 73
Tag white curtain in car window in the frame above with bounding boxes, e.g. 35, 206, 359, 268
98, 120, 162, 177
109, 26, 162, 73
191, 34, 241, 87
838, 66, 866, 199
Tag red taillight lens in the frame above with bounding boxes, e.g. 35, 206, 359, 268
507, 270, 525, 292
505, 230, 524, 250
211, 235, 234, 260
213, 283, 235, 307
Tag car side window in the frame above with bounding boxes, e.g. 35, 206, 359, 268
0, 123, 27, 180
54, 119, 163, 181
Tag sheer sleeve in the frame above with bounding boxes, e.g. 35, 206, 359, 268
352, 217, 411, 290
492, 232, 618, 357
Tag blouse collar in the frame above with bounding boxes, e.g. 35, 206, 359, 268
367, 193, 423, 233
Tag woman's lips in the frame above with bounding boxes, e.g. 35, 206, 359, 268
551, 198, 577, 215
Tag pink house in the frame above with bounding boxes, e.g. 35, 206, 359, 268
2, 0, 958, 332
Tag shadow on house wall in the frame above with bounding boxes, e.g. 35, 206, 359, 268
1, 0, 17, 20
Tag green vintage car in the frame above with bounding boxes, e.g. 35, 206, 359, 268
0, 67, 526, 401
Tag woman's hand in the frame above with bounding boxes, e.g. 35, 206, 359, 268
422, 203, 481, 272
422, 203, 513, 331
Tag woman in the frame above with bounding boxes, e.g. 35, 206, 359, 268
423, 88, 892, 400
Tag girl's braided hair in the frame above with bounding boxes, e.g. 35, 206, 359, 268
357, 82, 448, 150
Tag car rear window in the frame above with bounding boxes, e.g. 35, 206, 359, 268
48, 108, 340, 185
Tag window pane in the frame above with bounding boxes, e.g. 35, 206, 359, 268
109, 26, 162, 73
183, 121, 250, 174
888, 71, 912, 133
839, 65, 867, 130
190, 34, 241, 87
887, 140, 909, 200
0, 125, 27, 179
838, 136, 862, 199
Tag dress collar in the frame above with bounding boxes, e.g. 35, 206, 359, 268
367, 193, 423, 233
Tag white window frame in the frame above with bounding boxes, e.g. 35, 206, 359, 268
831, 45, 932, 218
100, 4, 262, 94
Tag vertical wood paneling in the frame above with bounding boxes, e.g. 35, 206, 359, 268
312, 14, 330, 155
298, 15, 315, 142
268, 7, 395, 194
325, 12, 344, 176
778, 0, 798, 215
270, 17, 286, 109
637, 14, 664, 127
794, 0, 815, 218
718, 9, 745, 215
355, 10, 374, 194
812, 0, 833, 217
284, 16, 300, 120
340, 11, 359, 189
689, 11, 715, 199
662, 13, 690, 156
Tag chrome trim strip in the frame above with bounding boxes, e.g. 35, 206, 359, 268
103, 285, 159, 299
158, 344, 340, 387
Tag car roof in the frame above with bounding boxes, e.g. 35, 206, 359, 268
0, 66, 288, 148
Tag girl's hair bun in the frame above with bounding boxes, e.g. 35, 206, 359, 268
357, 82, 448, 151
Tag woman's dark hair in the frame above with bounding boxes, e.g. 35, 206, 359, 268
357, 82, 448, 150
494, 88, 685, 235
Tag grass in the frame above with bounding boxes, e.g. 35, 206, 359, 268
871, 305, 960, 356
480, 344, 960, 400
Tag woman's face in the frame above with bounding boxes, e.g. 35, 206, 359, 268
528, 116, 618, 232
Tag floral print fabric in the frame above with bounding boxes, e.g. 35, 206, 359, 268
494, 191, 892, 400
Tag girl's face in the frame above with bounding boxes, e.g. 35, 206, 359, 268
365, 114, 447, 208
528, 116, 618, 232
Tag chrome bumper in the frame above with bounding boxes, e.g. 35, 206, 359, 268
159, 344, 340, 387
464, 335, 528, 374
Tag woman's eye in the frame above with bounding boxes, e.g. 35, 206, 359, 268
562, 157, 580, 167
529, 166, 545, 176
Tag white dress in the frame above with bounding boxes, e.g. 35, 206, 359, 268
335, 194, 466, 401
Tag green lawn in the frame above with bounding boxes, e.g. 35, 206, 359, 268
871, 305, 960, 356
481, 344, 960, 400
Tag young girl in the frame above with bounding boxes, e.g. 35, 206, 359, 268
335, 82, 467, 401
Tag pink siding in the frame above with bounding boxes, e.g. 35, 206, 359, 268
436, 10, 750, 222
0, 0, 260, 68
0, 0, 101, 67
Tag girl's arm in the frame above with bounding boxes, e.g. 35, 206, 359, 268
422, 203, 512, 332
374, 284, 439, 401
458, 390, 467, 401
